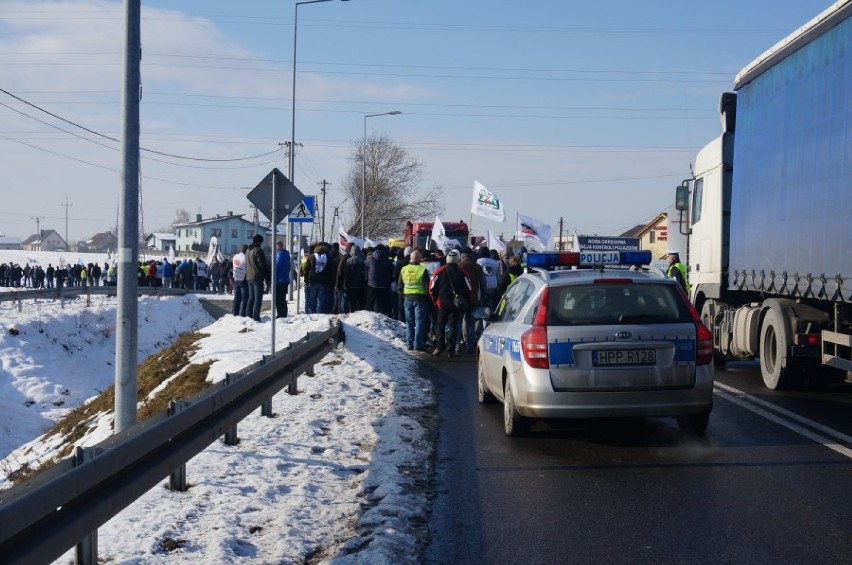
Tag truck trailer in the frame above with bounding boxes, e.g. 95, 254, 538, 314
676, 0, 851, 389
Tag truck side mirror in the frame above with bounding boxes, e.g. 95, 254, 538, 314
675, 185, 690, 211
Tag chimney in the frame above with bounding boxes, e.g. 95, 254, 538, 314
196, 214, 202, 222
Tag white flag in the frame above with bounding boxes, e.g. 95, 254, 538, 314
206, 236, 218, 264
430, 216, 447, 249
168, 244, 175, 263
470, 180, 505, 222
338, 214, 365, 250
487, 229, 506, 253
516, 213, 552, 248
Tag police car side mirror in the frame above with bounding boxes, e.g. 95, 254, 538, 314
472, 306, 491, 320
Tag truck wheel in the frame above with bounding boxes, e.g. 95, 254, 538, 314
759, 308, 800, 390
700, 299, 727, 367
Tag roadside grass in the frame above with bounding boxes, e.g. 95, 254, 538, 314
7, 331, 213, 485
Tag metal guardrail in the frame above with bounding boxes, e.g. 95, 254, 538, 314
0, 285, 199, 307
0, 321, 341, 564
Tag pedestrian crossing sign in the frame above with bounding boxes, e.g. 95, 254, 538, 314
288, 195, 315, 223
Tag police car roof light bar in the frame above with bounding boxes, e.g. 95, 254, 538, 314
525, 250, 652, 269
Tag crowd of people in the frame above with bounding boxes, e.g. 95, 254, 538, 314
0, 261, 111, 289
3, 237, 529, 356
293, 239, 526, 357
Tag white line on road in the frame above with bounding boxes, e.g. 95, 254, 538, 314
713, 382, 852, 460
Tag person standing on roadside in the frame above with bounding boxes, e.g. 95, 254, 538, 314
275, 240, 291, 318
245, 234, 270, 322
231, 244, 249, 317
399, 250, 430, 351
428, 249, 472, 357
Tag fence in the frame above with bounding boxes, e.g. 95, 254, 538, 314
0, 321, 341, 564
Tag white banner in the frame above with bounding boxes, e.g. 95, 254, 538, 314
470, 180, 505, 222
487, 229, 506, 252
516, 213, 552, 248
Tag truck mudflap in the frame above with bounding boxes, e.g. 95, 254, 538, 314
822, 330, 852, 373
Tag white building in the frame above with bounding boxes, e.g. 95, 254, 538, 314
173, 212, 259, 256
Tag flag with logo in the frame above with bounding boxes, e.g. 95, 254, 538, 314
487, 229, 506, 253
516, 213, 552, 248
470, 180, 505, 222
430, 216, 447, 249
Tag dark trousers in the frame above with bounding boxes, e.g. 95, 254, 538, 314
347, 287, 366, 312
367, 286, 390, 316
275, 283, 289, 318
434, 306, 460, 352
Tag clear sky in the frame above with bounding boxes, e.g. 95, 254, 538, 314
0, 0, 837, 244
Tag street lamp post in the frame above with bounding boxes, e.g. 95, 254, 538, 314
361, 111, 401, 240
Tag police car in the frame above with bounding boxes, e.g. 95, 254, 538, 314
476, 250, 714, 437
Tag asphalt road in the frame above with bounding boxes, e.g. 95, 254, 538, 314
424, 356, 852, 565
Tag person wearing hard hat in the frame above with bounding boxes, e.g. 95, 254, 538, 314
666, 251, 690, 292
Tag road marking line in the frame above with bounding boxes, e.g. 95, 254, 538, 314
713, 383, 852, 460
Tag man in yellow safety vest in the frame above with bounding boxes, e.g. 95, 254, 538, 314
398, 250, 431, 351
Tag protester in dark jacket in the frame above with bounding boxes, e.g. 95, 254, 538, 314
245, 234, 270, 321
305, 243, 334, 314
365, 245, 393, 315
428, 249, 472, 357
343, 246, 366, 312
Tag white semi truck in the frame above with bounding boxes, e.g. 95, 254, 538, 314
675, 0, 851, 389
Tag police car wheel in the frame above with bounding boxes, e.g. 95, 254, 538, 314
477, 354, 495, 404
503, 379, 529, 437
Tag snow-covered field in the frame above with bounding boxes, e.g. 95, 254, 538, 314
0, 250, 436, 563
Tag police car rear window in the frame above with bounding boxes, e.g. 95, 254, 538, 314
546, 283, 691, 326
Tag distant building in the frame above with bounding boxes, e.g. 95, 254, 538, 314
145, 232, 177, 252
0, 234, 22, 250
173, 212, 259, 256
21, 230, 67, 252
78, 231, 118, 253
619, 212, 671, 260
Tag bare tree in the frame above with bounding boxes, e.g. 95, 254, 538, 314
342, 133, 443, 240
152, 208, 191, 234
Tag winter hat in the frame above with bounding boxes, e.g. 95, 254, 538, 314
252, 234, 264, 244
446, 249, 461, 264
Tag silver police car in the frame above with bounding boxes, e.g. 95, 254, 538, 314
477, 250, 714, 436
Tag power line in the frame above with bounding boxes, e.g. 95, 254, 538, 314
0, 88, 282, 162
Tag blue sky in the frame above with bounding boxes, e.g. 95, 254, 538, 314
0, 0, 836, 244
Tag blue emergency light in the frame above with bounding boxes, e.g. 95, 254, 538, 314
525, 250, 652, 268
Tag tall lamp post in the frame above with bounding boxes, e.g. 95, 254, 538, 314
362, 111, 401, 239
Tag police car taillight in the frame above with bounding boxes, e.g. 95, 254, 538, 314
677, 287, 714, 365
521, 288, 550, 369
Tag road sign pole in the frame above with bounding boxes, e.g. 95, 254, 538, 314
270, 172, 277, 355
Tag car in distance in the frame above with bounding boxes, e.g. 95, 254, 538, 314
476, 250, 714, 436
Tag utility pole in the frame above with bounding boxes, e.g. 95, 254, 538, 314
31, 216, 45, 250
116, 0, 141, 435
558, 217, 564, 251
318, 179, 330, 242
60, 198, 73, 249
